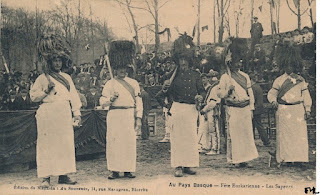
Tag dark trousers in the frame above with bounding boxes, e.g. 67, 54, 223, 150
252, 114, 270, 145
141, 113, 150, 140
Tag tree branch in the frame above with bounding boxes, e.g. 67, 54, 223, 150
300, 7, 309, 16
286, 0, 298, 16
159, 0, 171, 10
223, 0, 231, 17
216, 0, 220, 16
143, 0, 156, 19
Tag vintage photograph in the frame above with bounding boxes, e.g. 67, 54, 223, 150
0, 0, 316, 194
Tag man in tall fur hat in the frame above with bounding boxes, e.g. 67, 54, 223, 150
159, 33, 206, 177
267, 44, 312, 167
217, 38, 259, 167
30, 34, 82, 186
100, 40, 143, 179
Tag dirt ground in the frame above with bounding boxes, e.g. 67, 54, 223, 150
0, 109, 316, 195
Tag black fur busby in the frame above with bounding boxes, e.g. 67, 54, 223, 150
227, 37, 248, 66
108, 40, 135, 69
275, 43, 302, 73
37, 34, 72, 73
172, 33, 195, 67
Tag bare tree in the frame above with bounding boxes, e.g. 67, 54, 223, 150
251, 0, 254, 26
213, 0, 216, 43
197, 0, 200, 46
1, 4, 114, 72
286, 0, 309, 30
216, 0, 231, 44
269, 0, 275, 35
130, 0, 171, 55
115, 0, 141, 53
307, 0, 314, 26
224, 14, 231, 37
234, 0, 244, 38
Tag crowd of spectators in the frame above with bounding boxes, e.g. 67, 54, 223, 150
0, 26, 315, 111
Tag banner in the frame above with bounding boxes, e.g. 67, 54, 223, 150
201, 25, 208, 32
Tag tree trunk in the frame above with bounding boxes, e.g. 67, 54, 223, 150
197, 0, 200, 46
213, 1, 216, 43
218, 0, 224, 44
75, 0, 81, 66
269, 0, 274, 35
90, 6, 95, 62
154, 0, 160, 56
297, 0, 301, 30
251, 0, 254, 26
276, 1, 280, 33
126, 0, 140, 53
307, 0, 314, 26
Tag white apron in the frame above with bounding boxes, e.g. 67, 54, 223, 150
106, 108, 136, 172
36, 101, 76, 178
170, 102, 199, 167
276, 104, 308, 163
226, 105, 259, 164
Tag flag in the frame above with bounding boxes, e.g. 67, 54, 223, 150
85, 44, 90, 51
201, 25, 208, 32
141, 45, 146, 54
192, 25, 196, 38
167, 28, 171, 42
270, 0, 275, 7
158, 28, 171, 42
174, 26, 180, 34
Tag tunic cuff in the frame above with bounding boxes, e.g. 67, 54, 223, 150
305, 106, 311, 112
73, 110, 81, 117
135, 111, 143, 119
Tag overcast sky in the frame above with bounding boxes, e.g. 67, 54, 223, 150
3, 0, 316, 44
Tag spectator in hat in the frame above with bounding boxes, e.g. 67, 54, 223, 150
250, 73, 270, 147
86, 86, 101, 109
15, 89, 32, 110
6, 91, 18, 110
251, 44, 266, 73
250, 17, 263, 52
90, 74, 100, 88
139, 83, 152, 140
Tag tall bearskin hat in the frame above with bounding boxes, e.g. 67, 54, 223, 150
172, 33, 195, 67
275, 43, 302, 73
108, 40, 135, 69
225, 37, 248, 66
37, 34, 72, 74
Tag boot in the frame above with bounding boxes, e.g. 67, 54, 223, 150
174, 167, 183, 177
183, 167, 196, 175
108, 171, 120, 180
58, 175, 77, 185
40, 177, 50, 187
124, 172, 136, 178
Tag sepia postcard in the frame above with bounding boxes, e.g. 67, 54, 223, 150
0, 0, 317, 194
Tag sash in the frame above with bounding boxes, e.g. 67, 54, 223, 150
49, 71, 70, 91
231, 71, 248, 93
115, 78, 136, 104
277, 77, 302, 100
